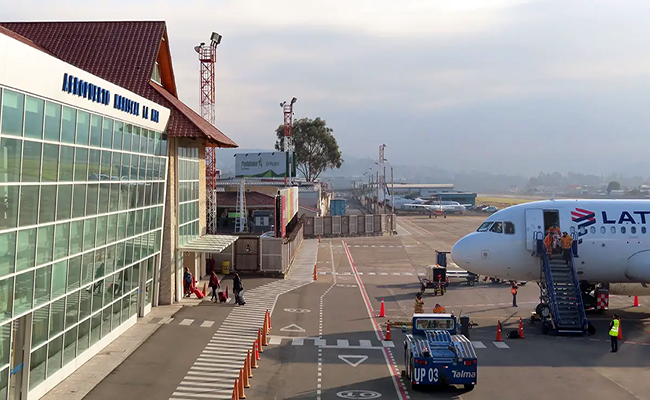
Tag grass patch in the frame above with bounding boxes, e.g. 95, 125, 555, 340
476, 196, 533, 207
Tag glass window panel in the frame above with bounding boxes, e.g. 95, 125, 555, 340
100, 151, 112, 179
129, 155, 138, 180
90, 114, 102, 148
18, 185, 39, 227
113, 121, 123, 150
123, 124, 132, 152
34, 265, 51, 307
98, 183, 110, 215
120, 154, 130, 181
96, 216, 107, 247
51, 260, 67, 299
65, 291, 79, 328
0, 138, 22, 182
37, 186, 55, 226
24, 95, 45, 139
15, 228, 36, 272
126, 211, 135, 238
58, 145, 74, 182
70, 220, 84, 256
111, 153, 123, 182
83, 218, 96, 252
72, 184, 86, 219
42, 144, 59, 183
0, 185, 19, 230
124, 239, 133, 265
14, 270, 34, 315
60, 106, 76, 144
136, 184, 144, 208
74, 147, 89, 182
76, 110, 90, 146
32, 304, 50, 347
128, 185, 137, 209
109, 183, 120, 213
67, 255, 81, 292
1, 89, 24, 137
104, 245, 116, 276
86, 183, 98, 216
0, 324, 7, 366
160, 134, 167, 157
90, 313, 101, 346
148, 130, 155, 156
0, 231, 15, 276
112, 296, 121, 326
140, 129, 148, 154
146, 156, 154, 181
144, 208, 151, 233
79, 284, 92, 320
101, 305, 112, 338
117, 212, 127, 241
118, 183, 128, 210
77, 318, 90, 356
88, 149, 101, 180
107, 214, 118, 245
36, 225, 54, 266
101, 118, 113, 149
0, 277, 13, 323
54, 222, 70, 261
63, 325, 78, 366
132, 126, 141, 154
121, 295, 129, 323
56, 184, 72, 221
49, 297, 65, 338
30, 346, 47, 390
81, 253, 94, 286
44, 101, 62, 142
21, 140, 41, 182
47, 335, 63, 377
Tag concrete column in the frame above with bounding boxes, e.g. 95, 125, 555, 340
198, 140, 207, 277
159, 136, 177, 305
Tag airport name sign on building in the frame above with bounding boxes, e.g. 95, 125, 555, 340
235, 152, 296, 178
62, 73, 160, 122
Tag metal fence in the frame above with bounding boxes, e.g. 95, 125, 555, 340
303, 214, 396, 238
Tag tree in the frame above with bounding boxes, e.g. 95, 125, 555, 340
607, 181, 621, 194
274, 117, 343, 182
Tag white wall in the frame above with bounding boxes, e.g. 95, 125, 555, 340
0, 32, 170, 130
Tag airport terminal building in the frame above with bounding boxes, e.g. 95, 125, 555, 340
0, 22, 237, 399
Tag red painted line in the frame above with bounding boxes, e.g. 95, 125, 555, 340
343, 241, 408, 400
624, 341, 637, 344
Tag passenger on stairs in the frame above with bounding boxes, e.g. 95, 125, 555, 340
551, 226, 562, 254
544, 232, 553, 256
561, 232, 574, 265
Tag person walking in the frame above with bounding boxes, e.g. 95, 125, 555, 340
609, 314, 620, 352
414, 292, 424, 314
183, 267, 192, 297
233, 273, 245, 306
511, 282, 518, 307
209, 271, 221, 303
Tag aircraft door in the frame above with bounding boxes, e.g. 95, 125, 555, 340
525, 209, 544, 251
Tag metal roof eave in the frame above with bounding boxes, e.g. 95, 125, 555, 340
178, 234, 239, 253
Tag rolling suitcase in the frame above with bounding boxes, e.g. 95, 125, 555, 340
235, 292, 246, 306
218, 291, 228, 303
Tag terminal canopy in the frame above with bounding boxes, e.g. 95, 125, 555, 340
178, 234, 239, 253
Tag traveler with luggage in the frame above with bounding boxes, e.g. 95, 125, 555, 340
209, 271, 221, 303
183, 268, 193, 297
233, 273, 245, 306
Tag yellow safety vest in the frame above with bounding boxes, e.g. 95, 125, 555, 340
609, 319, 619, 337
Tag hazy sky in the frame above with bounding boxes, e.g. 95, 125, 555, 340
4, 0, 650, 176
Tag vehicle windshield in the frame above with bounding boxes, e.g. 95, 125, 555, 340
415, 318, 455, 330
476, 222, 493, 232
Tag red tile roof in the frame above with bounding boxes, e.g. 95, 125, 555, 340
0, 21, 237, 148
217, 192, 275, 208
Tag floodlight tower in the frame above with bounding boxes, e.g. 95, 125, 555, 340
379, 144, 386, 213
194, 32, 222, 234
280, 97, 297, 185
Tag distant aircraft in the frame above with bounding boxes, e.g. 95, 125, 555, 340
404, 200, 468, 216
452, 199, 650, 303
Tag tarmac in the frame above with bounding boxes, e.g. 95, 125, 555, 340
40, 213, 650, 400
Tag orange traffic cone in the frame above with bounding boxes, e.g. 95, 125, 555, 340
496, 321, 503, 342
634, 296, 640, 307
231, 378, 238, 400
385, 321, 392, 340
263, 313, 269, 335
313, 265, 318, 281
262, 325, 268, 346
379, 298, 386, 318
257, 329, 263, 353
518, 317, 525, 339
243, 361, 250, 388
251, 343, 258, 368
617, 319, 624, 340
238, 369, 246, 397
247, 350, 253, 378
266, 309, 272, 330
254, 340, 260, 361
202, 282, 207, 296
319, 235, 321, 243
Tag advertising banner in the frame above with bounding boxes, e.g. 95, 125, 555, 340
275, 187, 300, 237
235, 152, 296, 178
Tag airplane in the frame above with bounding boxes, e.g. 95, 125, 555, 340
451, 199, 650, 312
404, 200, 469, 217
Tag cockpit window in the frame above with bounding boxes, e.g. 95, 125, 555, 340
477, 222, 493, 232
489, 222, 503, 233
504, 222, 515, 234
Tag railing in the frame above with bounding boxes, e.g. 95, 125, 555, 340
537, 245, 562, 326
568, 250, 588, 330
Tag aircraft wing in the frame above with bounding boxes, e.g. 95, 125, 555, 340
405, 203, 440, 209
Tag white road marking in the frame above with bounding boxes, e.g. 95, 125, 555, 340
493, 341, 510, 349
179, 319, 194, 326
472, 341, 487, 348
200, 320, 215, 328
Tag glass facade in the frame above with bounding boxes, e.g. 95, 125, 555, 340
0, 86, 168, 396
177, 146, 199, 247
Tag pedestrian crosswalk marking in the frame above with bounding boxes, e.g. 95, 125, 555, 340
169, 240, 317, 400
179, 319, 194, 326
266, 336, 510, 350
200, 320, 214, 328
472, 341, 487, 348
493, 341, 510, 349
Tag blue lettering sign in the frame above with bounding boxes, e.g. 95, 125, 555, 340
634, 211, 650, 224
618, 211, 636, 224
602, 211, 617, 224
142, 106, 149, 120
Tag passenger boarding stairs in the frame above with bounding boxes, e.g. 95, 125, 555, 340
534, 234, 588, 335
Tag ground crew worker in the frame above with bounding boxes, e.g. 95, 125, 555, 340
561, 232, 573, 265
511, 282, 518, 307
414, 292, 424, 314
433, 303, 446, 313
609, 314, 620, 352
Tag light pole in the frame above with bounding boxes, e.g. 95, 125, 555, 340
280, 97, 297, 185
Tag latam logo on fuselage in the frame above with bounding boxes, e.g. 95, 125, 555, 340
572, 207, 650, 235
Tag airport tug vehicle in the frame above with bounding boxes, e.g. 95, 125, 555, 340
402, 313, 477, 391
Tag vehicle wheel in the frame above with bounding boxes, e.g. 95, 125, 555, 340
468, 279, 475, 286
587, 322, 596, 336
536, 303, 551, 319
464, 384, 475, 391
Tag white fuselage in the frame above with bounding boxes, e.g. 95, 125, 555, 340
451, 199, 650, 296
